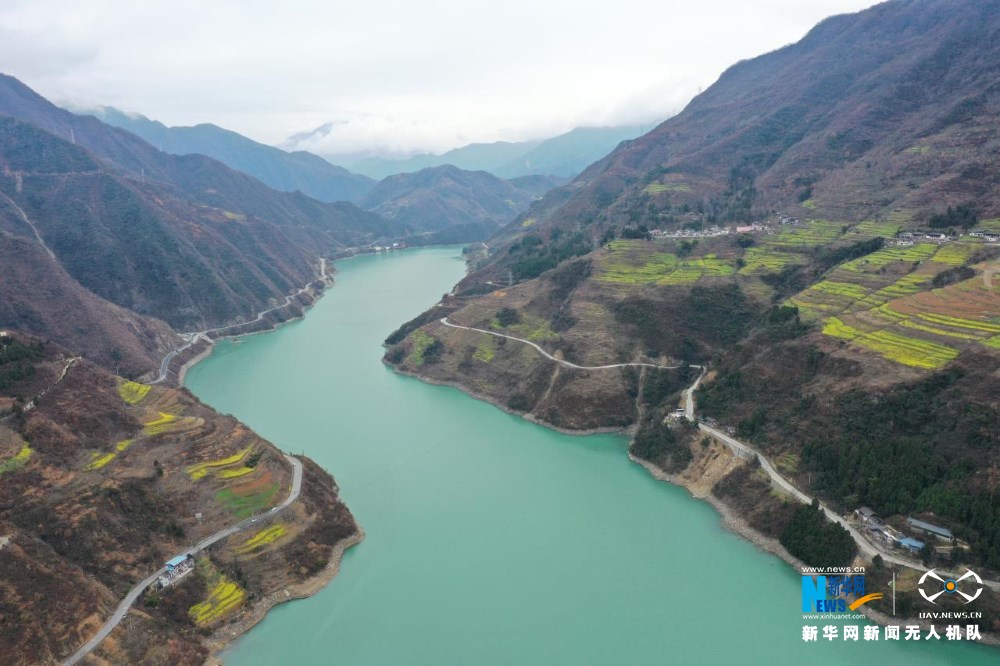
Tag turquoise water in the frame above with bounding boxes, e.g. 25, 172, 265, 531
186, 247, 987, 664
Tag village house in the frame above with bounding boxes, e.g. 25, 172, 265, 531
907, 517, 954, 542
898, 536, 926, 555
855, 506, 880, 527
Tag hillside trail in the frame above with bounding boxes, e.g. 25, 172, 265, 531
439, 317, 699, 372
0, 188, 56, 259
442, 312, 1000, 589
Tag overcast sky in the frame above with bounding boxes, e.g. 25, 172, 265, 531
0, 0, 879, 155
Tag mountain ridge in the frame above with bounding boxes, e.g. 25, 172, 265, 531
77, 106, 376, 204
384, 0, 1000, 586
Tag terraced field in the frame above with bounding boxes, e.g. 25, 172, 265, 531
738, 246, 807, 274
186, 446, 253, 480
493, 313, 557, 341
407, 330, 437, 366
234, 524, 288, 555
850, 220, 902, 238
0, 442, 32, 474
138, 410, 204, 437
822, 317, 960, 369
932, 241, 983, 266
189, 571, 246, 626
643, 181, 691, 195
116, 379, 151, 405
473, 336, 496, 362
84, 452, 116, 471
788, 237, 1000, 369
767, 220, 844, 248
216, 471, 282, 519
596, 240, 735, 285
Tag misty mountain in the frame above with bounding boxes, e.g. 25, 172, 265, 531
361, 165, 564, 245
332, 140, 541, 180
471, 0, 1000, 279
292, 125, 648, 180
77, 106, 375, 204
493, 125, 651, 178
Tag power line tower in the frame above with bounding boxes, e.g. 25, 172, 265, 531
507, 270, 514, 288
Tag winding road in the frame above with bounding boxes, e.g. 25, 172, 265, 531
62, 455, 303, 666
151, 259, 329, 385
439, 318, 700, 372
1, 356, 79, 422
440, 314, 998, 586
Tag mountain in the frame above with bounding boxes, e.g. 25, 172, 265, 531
384, 0, 1000, 582
456, 0, 1000, 283
333, 140, 541, 180
0, 333, 358, 664
0, 231, 179, 376
295, 125, 648, 180
493, 125, 651, 179
361, 166, 564, 244
0, 75, 389, 349
78, 107, 375, 204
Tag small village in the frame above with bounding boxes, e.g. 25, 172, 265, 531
852, 507, 965, 562
644, 210, 1000, 245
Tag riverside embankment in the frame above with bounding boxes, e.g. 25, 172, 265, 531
186, 246, 988, 665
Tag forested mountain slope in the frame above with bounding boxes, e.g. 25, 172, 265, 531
362, 166, 563, 244
0, 77, 390, 339
385, 0, 1000, 572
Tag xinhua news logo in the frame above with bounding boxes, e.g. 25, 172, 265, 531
802, 570, 882, 613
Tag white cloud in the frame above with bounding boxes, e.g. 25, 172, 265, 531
0, 0, 880, 154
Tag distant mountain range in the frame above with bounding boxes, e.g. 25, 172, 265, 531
362, 166, 564, 245
0, 76, 580, 373
72, 103, 582, 247
288, 125, 650, 180
77, 106, 376, 204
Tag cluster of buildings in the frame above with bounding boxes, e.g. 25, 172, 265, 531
854, 507, 957, 558
968, 230, 1000, 243
649, 226, 731, 239
369, 242, 405, 253
156, 554, 195, 589
892, 230, 1000, 247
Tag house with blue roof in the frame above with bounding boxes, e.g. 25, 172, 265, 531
898, 537, 925, 554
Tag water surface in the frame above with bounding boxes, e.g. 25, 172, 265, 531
186, 247, 986, 664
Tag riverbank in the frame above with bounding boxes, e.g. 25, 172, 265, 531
187, 246, 990, 664
204, 529, 366, 664
163, 269, 335, 386
392, 353, 1000, 646
389, 363, 632, 437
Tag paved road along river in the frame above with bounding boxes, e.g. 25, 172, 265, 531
186, 246, 988, 665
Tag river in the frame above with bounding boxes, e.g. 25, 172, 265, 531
185, 246, 987, 664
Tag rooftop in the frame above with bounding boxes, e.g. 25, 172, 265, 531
907, 517, 954, 539
166, 555, 187, 568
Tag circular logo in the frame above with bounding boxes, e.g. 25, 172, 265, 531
918, 569, 983, 605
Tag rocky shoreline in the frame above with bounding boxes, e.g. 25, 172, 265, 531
168, 272, 335, 386
204, 529, 366, 664
388, 363, 632, 437
394, 361, 1000, 648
